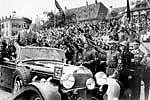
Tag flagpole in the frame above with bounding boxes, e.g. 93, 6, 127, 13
54, 9, 56, 28
54, 0, 56, 28
127, 0, 130, 22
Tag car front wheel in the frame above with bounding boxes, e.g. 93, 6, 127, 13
12, 67, 31, 94
30, 93, 42, 100
13, 75, 24, 94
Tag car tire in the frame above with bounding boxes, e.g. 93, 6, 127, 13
12, 67, 31, 94
29, 93, 43, 100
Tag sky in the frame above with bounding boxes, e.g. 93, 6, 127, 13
0, 0, 137, 20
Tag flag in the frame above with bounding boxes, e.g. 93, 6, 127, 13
127, 0, 130, 21
55, 0, 65, 24
55, 0, 63, 12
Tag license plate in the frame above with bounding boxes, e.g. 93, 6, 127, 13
53, 66, 63, 79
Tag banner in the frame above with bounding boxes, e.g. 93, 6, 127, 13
55, 0, 65, 24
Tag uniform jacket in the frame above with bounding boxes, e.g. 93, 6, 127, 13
82, 48, 99, 74
106, 50, 120, 68
131, 49, 145, 65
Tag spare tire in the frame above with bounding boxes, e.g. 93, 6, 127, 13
12, 67, 31, 94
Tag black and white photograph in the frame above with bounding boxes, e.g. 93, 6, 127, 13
0, 0, 150, 100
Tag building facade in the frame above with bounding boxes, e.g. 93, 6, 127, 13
129, 0, 150, 33
0, 16, 32, 39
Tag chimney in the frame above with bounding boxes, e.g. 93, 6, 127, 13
95, 0, 98, 4
110, 6, 113, 9
109, 6, 113, 11
109, 6, 113, 14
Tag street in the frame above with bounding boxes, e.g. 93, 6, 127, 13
0, 81, 148, 100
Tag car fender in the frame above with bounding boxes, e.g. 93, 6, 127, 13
12, 81, 61, 100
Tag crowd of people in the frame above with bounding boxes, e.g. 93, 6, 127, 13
0, 17, 149, 100
17, 18, 138, 48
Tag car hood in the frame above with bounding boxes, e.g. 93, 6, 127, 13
17, 61, 92, 76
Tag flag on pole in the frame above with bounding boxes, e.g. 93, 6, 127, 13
127, 0, 131, 21
55, 0, 65, 24
55, 0, 63, 12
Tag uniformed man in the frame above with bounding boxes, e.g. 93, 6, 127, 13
116, 41, 134, 98
106, 40, 120, 77
81, 42, 99, 74
143, 53, 150, 100
130, 39, 146, 100
110, 41, 128, 77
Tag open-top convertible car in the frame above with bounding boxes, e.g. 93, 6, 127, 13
0, 42, 99, 100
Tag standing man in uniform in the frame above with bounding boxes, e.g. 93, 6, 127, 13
106, 40, 120, 77
81, 41, 99, 74
130, 39, 146, 100
104, 40, 122, 100
116, 41, 134, 98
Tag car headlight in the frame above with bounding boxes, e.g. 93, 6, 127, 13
60, 74, 75, 89
95, 72, 107, 85
86, 78, 95, 90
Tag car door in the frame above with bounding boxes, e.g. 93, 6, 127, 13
0, 61, 16, 89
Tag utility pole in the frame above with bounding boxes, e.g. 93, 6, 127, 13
86, 1, 90, 21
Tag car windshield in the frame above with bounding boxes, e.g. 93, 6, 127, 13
16, 46, 65, 62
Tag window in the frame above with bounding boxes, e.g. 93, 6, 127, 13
12, 31, 18, 36
12, 23, 21, 28
18, 25, 21, 28
1, 24, 4, 28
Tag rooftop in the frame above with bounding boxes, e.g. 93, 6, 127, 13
0, 16, 32, 24
106, 6, 126, 19
65, 2, 108, 22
